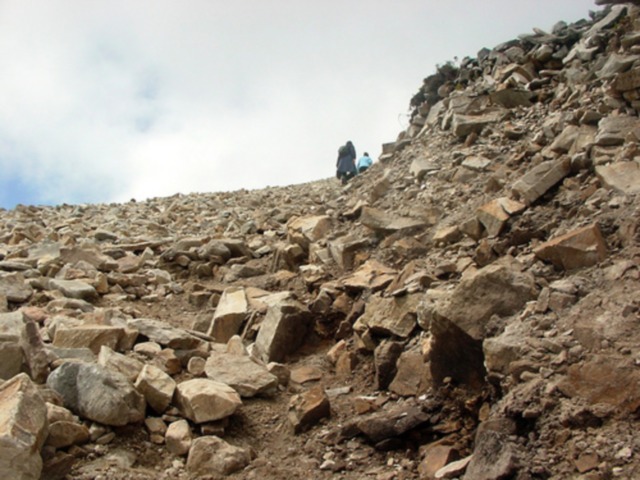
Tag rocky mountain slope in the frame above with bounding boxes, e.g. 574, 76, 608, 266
1, 1, 640, 479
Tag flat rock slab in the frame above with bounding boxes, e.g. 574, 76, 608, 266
288, 385, 331, 434
341, 404, 430, 444
52, 325, 126, 354
48, 279, 98, 301
204, 352, 278, 397
511, 158, 571, 205
128, 318, 205, 350
207, 286, 248, 343
596, 161, 640, 194
360, 207, 427, 233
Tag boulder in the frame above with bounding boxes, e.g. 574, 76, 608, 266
253, 295, 312, 363
165, 419, 192, 456
534, 223, 607, 270
288, 385, 331, 434
0, 374, 48, 480
463, 419, 519, 480
287, 215, 331, 252
207, 286, 248, 343
354, 293, 420, 339
476, 198, 525, 237
48, 279, 98, 301
174, 378, 242, 424
204, 352, 278, 397
46, 362, 146, 426
186, 436, 251, 477
52, 325, 126, 354
0, 272, 33, 303
97, 346, 144, 383
595, 116, 640, 145
45, 421, 90, 449
511, 158, 571, 205
389, 348, 432, 397
595, 161, 640, 195
128, 318, 204, 350
340, 259, 397, 292
134, 364, 176, 414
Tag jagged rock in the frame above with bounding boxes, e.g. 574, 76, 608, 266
374, 340, 404, 390
48, 279, 98, 301
360, 206, 427, 233
342, 403, 430, 444
52, 325, 126, 354
128, 318, 204, 350
340, 259, 396, 291
186, 436, 251, 477
0, 272, 33, 303
476, 197, 525, 237
97, 346, 144, 383
418, 444, 460, 479
436, 259, 537, 340
410, 157, 440, 180
389, 347, 432, 396
489, 89, 532, 108
287, 215, 331, 252
253, 294, 312, 363
45, 421, 90, 449
354, 293, 420, 339
327, 235, 370, 270
463, 418, 519, 480
204, 351, 278, 397
165, 419, 192, 456
0, 374, 48, 480
595, 116, 640, 146
288, 385, 331, 434
46, 362, 146, 426
534, 223, 607, 270
134, 364, 176, 414
174, 378, 242, 424
0, 312, 25, 380
511, 158, 571, 205
436, 456, 473, 479
207, 286, 248, 343
451, 110, 505, 137
596, 161, 640, 195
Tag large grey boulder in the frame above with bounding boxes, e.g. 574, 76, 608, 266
46, 362, 146, 426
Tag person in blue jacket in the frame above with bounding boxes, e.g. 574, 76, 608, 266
336, 141, 357, 184
357, 152, 373, 173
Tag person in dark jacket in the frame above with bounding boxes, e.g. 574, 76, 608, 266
336, 141, 357, 184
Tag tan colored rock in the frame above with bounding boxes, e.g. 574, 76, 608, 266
204, 352, 278, 397
174, 378, 242, 424
288, 385, 331, 434
0, 373, 48, 480
98, 346, 144, 383
327, 235, 369, 270
340, 259, 396, 291
45, 421, 90, 448
596, 161, 640, 195
128, 318, 204, 350
534, 223, 607, 270
389, 349, 432, 396
0, 272, 33, 303
48, 278, 98, 301
476, 198, 525, 237
186, 435, 251, 477
53, 325, 125, 355
187, 356, 206, 376
166, 419, 192, 456
595, 116, 640, 145
418, 444, 459, 479
360, 206, 427, 233
253, 295, 312, 363
207, 286, 248, 343
511, 157, 571, 205
287, 215, 331, 251
354, 293, 420, 339
135, 364, 176, 414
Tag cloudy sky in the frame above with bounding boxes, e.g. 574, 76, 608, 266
0, 0, 597, 210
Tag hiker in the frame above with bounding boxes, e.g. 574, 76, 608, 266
336, 141, 357, 184
357, 152, 373, 173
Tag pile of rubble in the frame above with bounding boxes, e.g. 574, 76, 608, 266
1, 1, 640, 479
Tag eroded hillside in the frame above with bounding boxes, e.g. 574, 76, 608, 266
1, 1, 640, 479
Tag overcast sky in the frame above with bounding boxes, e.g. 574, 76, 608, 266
0, 0, 597, 210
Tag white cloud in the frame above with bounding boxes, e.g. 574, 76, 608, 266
0, 0, 597, 208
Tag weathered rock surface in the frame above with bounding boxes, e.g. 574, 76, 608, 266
204, 351, 278, 397
0, 374, 48, 480
186, 436, 251, 477
174, 378, 242, 424
46, 362, 146, 426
